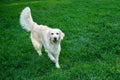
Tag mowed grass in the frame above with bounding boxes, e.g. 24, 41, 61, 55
0, 0, 120, 80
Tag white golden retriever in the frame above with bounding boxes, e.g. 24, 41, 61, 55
20, 7, 65, 68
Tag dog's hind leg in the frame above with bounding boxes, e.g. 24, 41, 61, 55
31, 35, 42, 56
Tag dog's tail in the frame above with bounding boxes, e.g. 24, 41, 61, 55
20, 7, 37, 32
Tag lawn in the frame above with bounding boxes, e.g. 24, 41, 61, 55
0, 0, 120, 80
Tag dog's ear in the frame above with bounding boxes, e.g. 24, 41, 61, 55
47, 30, 51, 38
47, 30, 52, 42
60, 30, 65, 40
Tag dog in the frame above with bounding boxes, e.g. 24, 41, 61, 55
20, 7, 65, 68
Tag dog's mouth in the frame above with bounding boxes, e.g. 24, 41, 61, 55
53, 39, 58, 43
53, 37, 58, 43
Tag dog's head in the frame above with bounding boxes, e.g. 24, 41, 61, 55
48, 29, 65, 43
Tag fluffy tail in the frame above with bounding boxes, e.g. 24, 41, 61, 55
20, 7, 35, 32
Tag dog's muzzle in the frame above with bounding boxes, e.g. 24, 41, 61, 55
53, 37, 57, 43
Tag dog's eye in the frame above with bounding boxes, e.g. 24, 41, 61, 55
51, 33, 54, 35
56, 33, 59, 35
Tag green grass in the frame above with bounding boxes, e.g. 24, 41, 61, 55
0, 0, 120, 80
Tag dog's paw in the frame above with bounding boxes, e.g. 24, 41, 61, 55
37, 50, 42, 56
38, 53, 42, 56
56, 63, 60, 69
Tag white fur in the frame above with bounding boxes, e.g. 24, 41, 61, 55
20, 7, 65, 68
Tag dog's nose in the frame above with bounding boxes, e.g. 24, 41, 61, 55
54, 37, 57, 40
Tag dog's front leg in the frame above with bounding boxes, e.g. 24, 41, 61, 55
48, 53, 56, 63
54, 53, 60, 68
31, 35, 42, 56
48, 52, 60, 68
